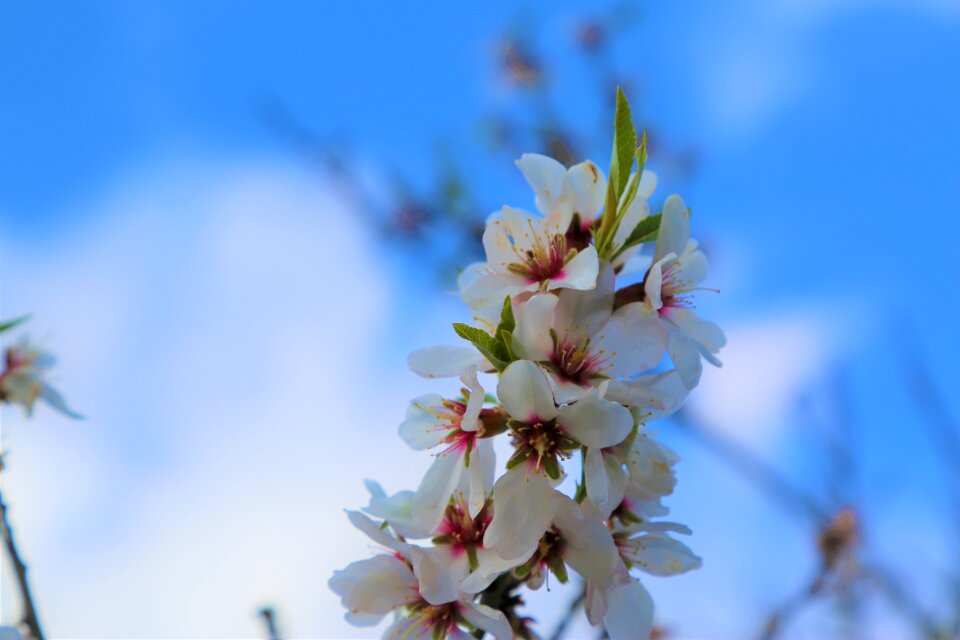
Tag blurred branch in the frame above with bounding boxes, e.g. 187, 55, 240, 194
673, 409, 830, 524
257, 606, 281, 640
548, 582, 586, 640
0, 486, 45, 640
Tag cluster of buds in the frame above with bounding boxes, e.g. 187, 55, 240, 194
331, 91, 724, 639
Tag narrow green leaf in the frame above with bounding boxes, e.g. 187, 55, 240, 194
611, 87, 637, 200
612, 212, 662, 260
497, 296, 515, 334
0, 314, 30, 335
596, 87, 638, 258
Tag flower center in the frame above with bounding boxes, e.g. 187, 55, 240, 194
434, 499, 491, 556
507, 417, 577, 479
406, 599, 462, 636
549, 335, 602, 385
506, 233, 569, 284
564, 213, 593, 252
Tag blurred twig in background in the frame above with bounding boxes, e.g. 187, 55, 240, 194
0, 482, 45, 640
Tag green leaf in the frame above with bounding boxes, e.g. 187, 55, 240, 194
612, 212, 662, 260
452, 322, 510, 371
595, 87, 638, 258
497, 296, 515, 334
611, 87, 637, 200
496, 296, 517, 360
0, 314, 30, 335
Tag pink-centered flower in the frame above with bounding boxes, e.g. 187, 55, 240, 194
329, 511, 512, 639
641, 195, 726, 388
458, 206, 600, 313
511, 267, 667, 403
0, 338, 79, 418
516, 153, 659, 272
399, 368, 498, 532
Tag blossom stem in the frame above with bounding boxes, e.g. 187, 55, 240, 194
0, 485, 45, 640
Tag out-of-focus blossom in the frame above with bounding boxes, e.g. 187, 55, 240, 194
0, 337, 80, 418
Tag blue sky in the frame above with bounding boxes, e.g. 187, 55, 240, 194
1, 1, 958, 638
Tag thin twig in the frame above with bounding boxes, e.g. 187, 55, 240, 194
257, 606, 281, 640
673, 410, 831, 524
0, 486, 45, 640
548, 582, 586, 640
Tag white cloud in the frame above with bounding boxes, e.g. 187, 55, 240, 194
686, 308, 847, 450
0, 161, 436, 637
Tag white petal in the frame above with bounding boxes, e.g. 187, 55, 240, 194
638, 169, 658, 198
664, 307, 726, 356
501, 206, 540, 254
460, 271, 531, 312
546, 371, 593, 405
410, 546, 469, 605
604, 371, 688, 422
468, 439, 495, 518
399, 394, 451, 450
585, 446, 609, 505
643, 254, 673, 311
497, 360, 558, 422
484, 465, 561, 560
666, 326, 704, 389
511, 293, 558, 362
592, 303, 668, 378
558, 393, 633, 449
40, 384, 82, 418
459, 367, 485, 432
460, 602, 514, 640
412, 449, 466, 532
603, 579, 654, 640
346, 511, 410, 556
673, 244, 708, 287
482, 218, 518, 271
516, 153, 567, 215
562, 160, 607, 222
549, 244, 599, 292
328, 555, 417, 621
554, 265, 615, 339
627, 534, 703, 576
408, 346, 487, 379
553, 498, 620, 581
652, 194, 690, 265
365, 488, 433, 540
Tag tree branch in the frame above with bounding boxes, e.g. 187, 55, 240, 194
0, 486, 45, 640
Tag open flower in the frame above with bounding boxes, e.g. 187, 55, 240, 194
511, 267, 667, 403
459, 206, 600, 313
329, 511, 512, 639
399, 368, 500, 532
516, 153, 659, 271
0, 338, 80, 418
483, 360, 633, 559
636, 195, 726, 388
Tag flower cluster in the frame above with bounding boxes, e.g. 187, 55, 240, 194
331, 92, 724, 639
